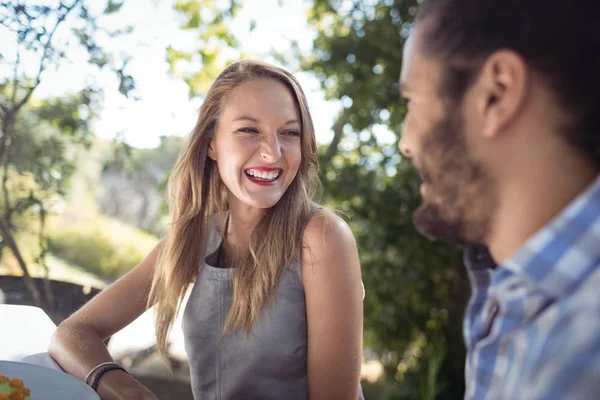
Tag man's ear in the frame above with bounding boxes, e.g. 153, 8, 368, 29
474, 50, 529, 139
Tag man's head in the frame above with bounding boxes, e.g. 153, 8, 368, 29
398, 0, 600, 245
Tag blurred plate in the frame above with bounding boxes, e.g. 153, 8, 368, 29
0, 360, 99, 400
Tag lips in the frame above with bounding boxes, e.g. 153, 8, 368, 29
244, 167, 283, 186
416, 166, 431, 185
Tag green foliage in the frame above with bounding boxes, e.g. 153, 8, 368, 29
104, 0, 124, 14
0, 0, 136, 102
320, 150, 467, 398
305, 1, 468, 398
169, 0, 248, 96
305, 0, 411, 129
362, 379, 404, 399
0, 93, 95, 282
162, 1, 468, 396
11, 93, 95, 193
0, 0, 136, 306
99, 135, 185, 237
160, 1, 467, 397
47, 213, 158, 280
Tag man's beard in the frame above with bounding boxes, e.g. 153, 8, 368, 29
412, 106, 496, 245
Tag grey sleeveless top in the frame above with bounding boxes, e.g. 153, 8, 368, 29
181, 213, 365, 400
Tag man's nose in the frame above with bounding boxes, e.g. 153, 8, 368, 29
398, 135, 413, 158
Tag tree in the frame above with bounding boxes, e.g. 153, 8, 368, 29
0, 0, 135, 307
4, 93, 96, 308
167, 1, 468, 397
99, 135, 185, 237
302, 1, 468, 398
167, 0, 243, 97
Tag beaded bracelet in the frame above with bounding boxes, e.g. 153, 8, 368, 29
90, 364, 129, 392
85, 362, 118, 385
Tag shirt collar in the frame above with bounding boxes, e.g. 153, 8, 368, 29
464, 244, 496, 271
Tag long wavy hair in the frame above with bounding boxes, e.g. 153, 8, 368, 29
147, 60, 319, 364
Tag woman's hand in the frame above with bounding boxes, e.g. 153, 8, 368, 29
115, 387, 159, 400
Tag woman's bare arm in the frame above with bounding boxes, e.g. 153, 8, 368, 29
48, 241, 164, 400
302, 210, 364, 400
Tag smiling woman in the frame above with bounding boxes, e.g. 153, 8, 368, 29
48, 60, 365, 400
207, 77, 303, 210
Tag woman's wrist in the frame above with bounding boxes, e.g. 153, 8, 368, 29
95, 369, 151, 400
91, 364, 129, 391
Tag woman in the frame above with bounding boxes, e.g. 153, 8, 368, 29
49, 60, 364, 400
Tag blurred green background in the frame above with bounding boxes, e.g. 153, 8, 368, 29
0, 1, 467, 398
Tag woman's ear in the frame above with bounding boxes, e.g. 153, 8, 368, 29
207, 139, 217, 161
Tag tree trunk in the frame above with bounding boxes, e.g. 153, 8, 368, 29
322, 109, 351, 164
0, 110, 41, 307
0, 218, 42, 307
39, 209, 54, 309
0, 111, 14, 168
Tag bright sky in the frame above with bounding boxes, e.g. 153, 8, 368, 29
1, 0, 343, 148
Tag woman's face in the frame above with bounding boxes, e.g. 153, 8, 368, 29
209, 78, 303, 210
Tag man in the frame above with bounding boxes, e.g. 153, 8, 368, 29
397, 0, 600, 398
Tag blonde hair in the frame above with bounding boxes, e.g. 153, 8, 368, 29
147, 60, 319, 364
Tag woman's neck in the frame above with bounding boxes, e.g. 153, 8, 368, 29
224, 201, 266, 260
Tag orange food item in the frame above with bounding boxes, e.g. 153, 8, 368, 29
9, 392, 24, 400
0, 375, 29, 400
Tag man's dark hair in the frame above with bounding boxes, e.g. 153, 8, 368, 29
416, 0, 600, 165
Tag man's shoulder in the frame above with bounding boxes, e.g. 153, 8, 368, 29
564, 263, 600, 311
523, 263, 600, 347
532, 264, 600, 342
521, 275, 600, 399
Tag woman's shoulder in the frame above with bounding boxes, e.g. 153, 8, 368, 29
302, 206, 357, 262
304, 206, 350, 234
300, 206, 363, 299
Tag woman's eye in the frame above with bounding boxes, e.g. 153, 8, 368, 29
238, 127, 259, 134
282, 130, 300, 137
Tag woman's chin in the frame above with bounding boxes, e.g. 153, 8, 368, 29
232, 193, 283, 210
249, 197, 282, 209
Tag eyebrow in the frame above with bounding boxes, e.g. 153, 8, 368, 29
233, 115, 300, 126
233, 115, 259, 123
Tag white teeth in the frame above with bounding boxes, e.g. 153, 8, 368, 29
246, 169, 280, 181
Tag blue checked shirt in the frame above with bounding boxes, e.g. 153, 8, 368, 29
464, 175, 600, 400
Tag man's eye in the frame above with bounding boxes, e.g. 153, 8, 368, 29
238, 127, 259, 134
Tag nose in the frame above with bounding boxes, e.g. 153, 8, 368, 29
398, 135, 412, 158
260, 135, 282, 163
